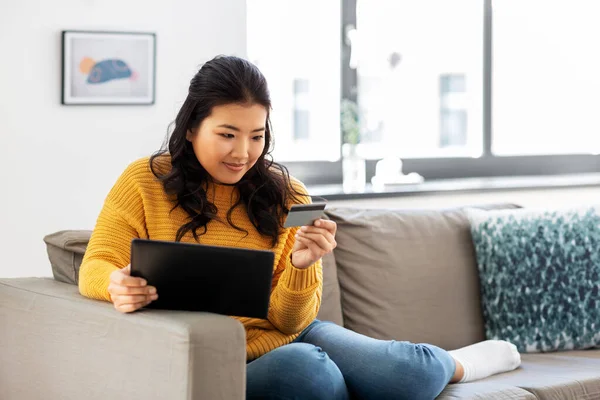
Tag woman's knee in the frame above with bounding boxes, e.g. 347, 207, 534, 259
250, 343, 349, 400
387, 342, 451, 400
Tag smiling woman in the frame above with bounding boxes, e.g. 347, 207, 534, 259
78, 55, 521, 400
146, 56, 308, 245
186, 103, 267, 185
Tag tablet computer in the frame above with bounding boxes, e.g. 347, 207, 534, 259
130, 239, 275, 319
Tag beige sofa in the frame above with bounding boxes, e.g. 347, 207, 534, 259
1, 204, 599, 399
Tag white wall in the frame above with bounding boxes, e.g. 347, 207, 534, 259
0, 0, 246, 278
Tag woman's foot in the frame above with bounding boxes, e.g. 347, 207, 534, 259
448, 340, 521, 383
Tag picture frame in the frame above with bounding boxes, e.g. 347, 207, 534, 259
61, 30, 156, 105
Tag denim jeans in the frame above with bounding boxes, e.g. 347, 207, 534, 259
246, 320, 456, 400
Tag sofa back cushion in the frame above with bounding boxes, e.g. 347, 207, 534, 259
316, 251, 344, 326
325, 204, 519, 351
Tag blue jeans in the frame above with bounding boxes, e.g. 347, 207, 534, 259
246, 320, 456, 400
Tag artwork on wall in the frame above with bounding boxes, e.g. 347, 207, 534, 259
61, 30, 156, 105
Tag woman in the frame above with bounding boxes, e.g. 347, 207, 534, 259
79, 55, 520, 400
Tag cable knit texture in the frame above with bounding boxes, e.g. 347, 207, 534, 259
79, 156, 323, 361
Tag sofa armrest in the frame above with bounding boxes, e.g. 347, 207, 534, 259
0, 278, 247, 400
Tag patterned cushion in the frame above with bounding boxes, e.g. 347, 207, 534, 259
466, 206, 600, 353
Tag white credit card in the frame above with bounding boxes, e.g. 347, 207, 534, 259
283, 203, 327, 228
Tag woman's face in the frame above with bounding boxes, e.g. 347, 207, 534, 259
188, 103, 268, 185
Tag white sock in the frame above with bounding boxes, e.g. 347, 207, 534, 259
448, 340, 521, 383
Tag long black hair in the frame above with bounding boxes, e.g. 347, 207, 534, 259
150, 55, 305, 247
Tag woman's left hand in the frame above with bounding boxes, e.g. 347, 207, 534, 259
291, 219, 337, 269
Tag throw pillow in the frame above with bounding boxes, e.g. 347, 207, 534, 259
466, 206, 600, 352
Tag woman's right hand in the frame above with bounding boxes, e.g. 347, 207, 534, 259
108, 265, 158, 313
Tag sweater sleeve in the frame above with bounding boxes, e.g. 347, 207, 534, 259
266, 178, 323, 334
78, 163, 148, 301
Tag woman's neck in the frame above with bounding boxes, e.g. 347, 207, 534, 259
204, 180, 238, 206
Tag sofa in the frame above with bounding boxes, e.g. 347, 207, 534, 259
1, 203, 600, 400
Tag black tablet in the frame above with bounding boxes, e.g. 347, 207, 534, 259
130, 239, 275, 319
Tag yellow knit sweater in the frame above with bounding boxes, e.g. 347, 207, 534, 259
79, 156, 323, 361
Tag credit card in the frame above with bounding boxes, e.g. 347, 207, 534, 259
283, 202, 327, 228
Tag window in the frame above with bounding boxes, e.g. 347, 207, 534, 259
293, 79, 310, 140
353, 0, 482, 159
440, 74, 468, 148
246, 0, 600, 186
246, 0, 341, 162
492, 0, 600, 155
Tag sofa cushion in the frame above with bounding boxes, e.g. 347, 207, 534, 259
518, 350, 600, 399
467, 206, 600, 352
439, 350, 600, 400
42, 229, 345, 326
316, 251, 344, 326
325, 203, 519, 351
43, 230, 92, 285
438, 383, 537, 399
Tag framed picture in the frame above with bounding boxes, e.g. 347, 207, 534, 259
61, 30, 156, 105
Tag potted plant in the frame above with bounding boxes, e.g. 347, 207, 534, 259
340, 98, 365, 192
